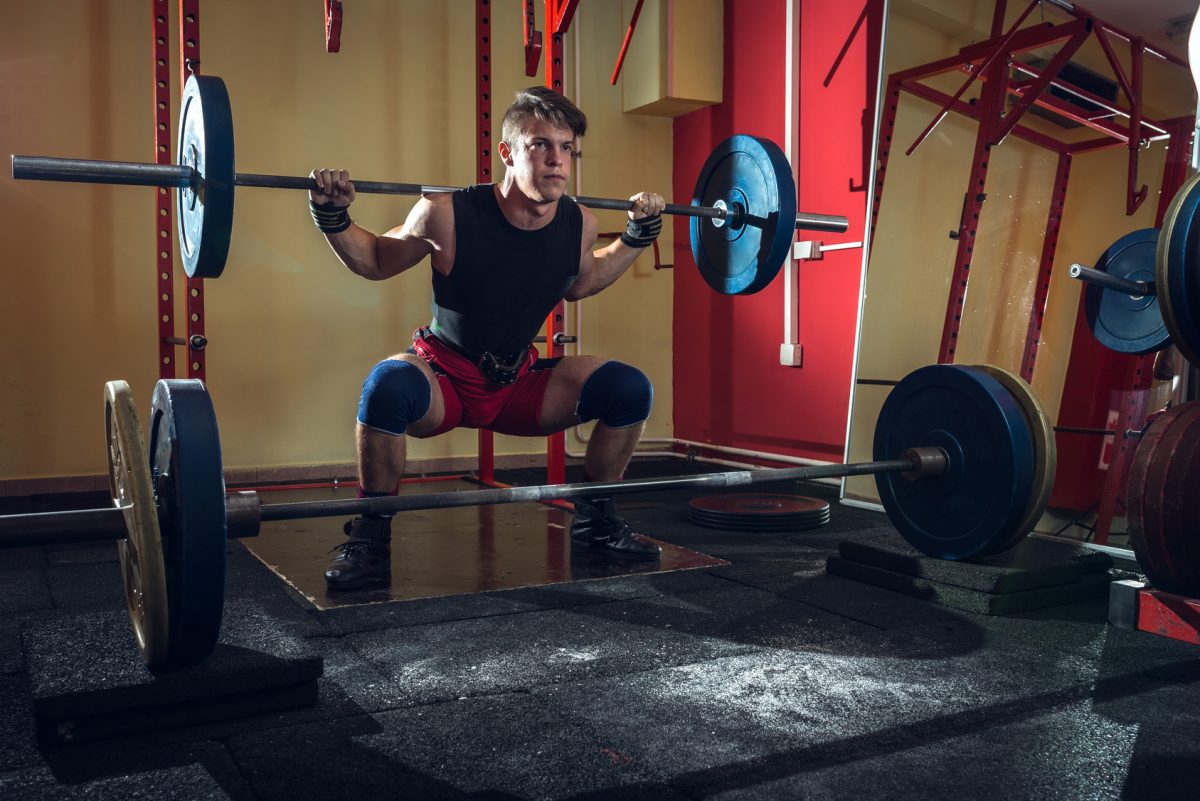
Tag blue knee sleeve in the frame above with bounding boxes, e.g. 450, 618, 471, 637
357, 360, 431, 435
576, 361, 653, 429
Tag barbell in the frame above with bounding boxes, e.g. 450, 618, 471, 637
0, 362, 1056, 669
11, 74, 849, 295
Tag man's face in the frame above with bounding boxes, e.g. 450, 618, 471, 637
506, 120, 575, 204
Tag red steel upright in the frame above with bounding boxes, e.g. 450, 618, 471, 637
153, 0, 176, 379
179, 0, 206, 382
477, 0, 496, 483
1019, 151, 1072, 382
541, 0, 580, 485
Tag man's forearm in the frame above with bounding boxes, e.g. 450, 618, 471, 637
324, 224, 386, 280
579, 241, 644, 297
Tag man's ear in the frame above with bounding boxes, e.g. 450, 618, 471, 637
497, 140, 514, 167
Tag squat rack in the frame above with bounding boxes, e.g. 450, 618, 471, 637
868, 0, 1193, 543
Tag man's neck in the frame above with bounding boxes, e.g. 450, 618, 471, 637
494, 179, 557, 230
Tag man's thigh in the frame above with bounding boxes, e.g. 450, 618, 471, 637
536, 355, 609, 433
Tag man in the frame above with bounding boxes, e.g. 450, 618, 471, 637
310, 86, 666, 590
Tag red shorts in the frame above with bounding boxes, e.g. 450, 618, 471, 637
410, 330, 561, 437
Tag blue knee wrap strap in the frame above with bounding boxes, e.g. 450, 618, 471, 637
357, 360, 431, 436
576, 360, 653, 429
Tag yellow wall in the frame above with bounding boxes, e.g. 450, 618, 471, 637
0, 0, 675, 481
845, 1, 1193, 506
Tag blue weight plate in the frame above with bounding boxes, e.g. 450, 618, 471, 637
690, 135, 796, 295
873, 364, 1035, 560
1084, 228, 1168, 354
150, 379, 227, 667
177, 75, 235, 279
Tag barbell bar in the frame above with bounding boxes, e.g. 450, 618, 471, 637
10, 74, 848, 293
0, 362, 1053, 669
0, 452, 936, 550
9, 155, 849, 234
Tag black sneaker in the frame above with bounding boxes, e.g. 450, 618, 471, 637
324, 517, 392, 589
570, 498, 661, 561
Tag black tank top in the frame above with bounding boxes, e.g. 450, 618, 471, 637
431, 184, 582, 359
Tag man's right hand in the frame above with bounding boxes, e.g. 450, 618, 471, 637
309, 168, 356, 207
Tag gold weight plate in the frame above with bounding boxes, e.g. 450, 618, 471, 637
972, 365, 1057, 551
1156, 172, 1200, 366
105, 380, 169, 666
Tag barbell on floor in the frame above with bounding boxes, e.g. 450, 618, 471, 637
0, 363, 1056, 669
11, 74, 849, 295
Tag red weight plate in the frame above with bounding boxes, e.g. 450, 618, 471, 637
1128, 405, 1194, 591
1162, 405, 1200, 597
1141, 404, 1200, 595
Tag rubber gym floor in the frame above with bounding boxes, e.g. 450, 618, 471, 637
1, 459, 1197, 800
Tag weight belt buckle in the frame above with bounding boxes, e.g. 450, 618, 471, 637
478, 351, 524, 386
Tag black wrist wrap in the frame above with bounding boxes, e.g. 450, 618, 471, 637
620, 213, 662, 248
310, 199, 352, 234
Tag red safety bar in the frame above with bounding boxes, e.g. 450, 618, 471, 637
610, 0, 644, 85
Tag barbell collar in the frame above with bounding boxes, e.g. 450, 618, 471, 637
1068, 262, 1152, 297
257, 452, 939, 523
12, 155, 196, 189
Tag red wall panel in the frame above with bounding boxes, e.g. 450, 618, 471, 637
672, 0, 879, 462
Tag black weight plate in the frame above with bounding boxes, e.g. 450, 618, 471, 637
1127, 404, 1197, 595
873, 364, 1035, 560
970, 365, 1056, 556
177, 74, 235, 279
1147, 403, 1200, 595
1084, 228, 1168, 354
688, 511, 829, 532
1158, 173, 1200, 365
688, 508, 831, 526
689, 494, 830, 516
690, 135, 796, 295
150, 379, 227, 667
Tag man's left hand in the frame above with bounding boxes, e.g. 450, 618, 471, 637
628, 192, 665, 221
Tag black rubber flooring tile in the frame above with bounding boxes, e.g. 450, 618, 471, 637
0, 675, 37, 773
0, 547, 44, 572
538, 638, 1106, 794
0, 762, 239, 801
710, 559, 969, 632
43, 542, 118, 566
36, 739, 254, 801
501, 566, 729, 608
693, 698, 1140, 801
224, 546, 325, 639
44, 561, 124, 613
343, 601, 764, 706
314, 568, 728, 639
0, 570, 52, 616
315, 589, 544, 637
225, 694, 689, 801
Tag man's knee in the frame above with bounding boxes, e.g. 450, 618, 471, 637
357, 359, 432, 435
575, 361, 652, 428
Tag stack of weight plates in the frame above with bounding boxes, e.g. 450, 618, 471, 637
687, 494, 830, 532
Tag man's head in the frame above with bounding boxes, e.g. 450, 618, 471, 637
498, 87, 587, 204
500, 86, 587, 146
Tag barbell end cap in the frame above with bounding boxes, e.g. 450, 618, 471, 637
1068, 263, 1085, 278
899, 447, 949, 481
